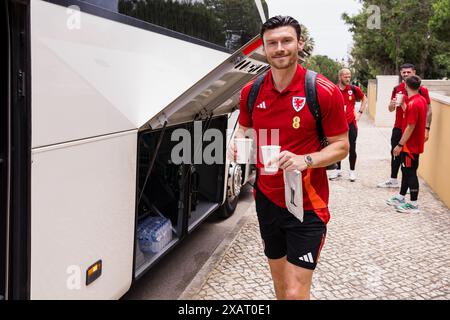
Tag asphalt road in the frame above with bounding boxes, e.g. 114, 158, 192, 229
122, 184, 254, 300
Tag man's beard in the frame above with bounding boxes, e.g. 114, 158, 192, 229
402, 74, 413, 81
268, 53, 297, 70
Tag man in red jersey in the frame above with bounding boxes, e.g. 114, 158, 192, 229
328, 68, 367, 182
229, 16, 349, 300
386, 76, 427, 213
377, 63, 432, 188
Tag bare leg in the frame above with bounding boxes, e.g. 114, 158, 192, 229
284, 261, 314, 300
267, 256, 287, 300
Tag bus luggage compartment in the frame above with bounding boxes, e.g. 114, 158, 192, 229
134, 116, 227, 277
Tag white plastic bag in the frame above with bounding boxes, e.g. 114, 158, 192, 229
283, 169, 304, 222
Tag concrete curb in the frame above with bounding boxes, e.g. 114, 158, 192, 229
178, 203, 255, 300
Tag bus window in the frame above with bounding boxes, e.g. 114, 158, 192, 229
80, 0, 269, 50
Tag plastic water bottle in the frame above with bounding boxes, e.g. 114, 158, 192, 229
138, 216, 172, 253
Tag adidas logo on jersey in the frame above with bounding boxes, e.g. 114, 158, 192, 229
298, 252, 314, 263
256, 101, 267, 109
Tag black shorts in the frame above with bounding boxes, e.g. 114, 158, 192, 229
255, 187, 327, 270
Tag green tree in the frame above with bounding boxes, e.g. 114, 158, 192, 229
300, 24, 314, 58
342, 0, 449, 84
303, 55, 344, 83
429, 0, 450, 77
429, 0, 450, 42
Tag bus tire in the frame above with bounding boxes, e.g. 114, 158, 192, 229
217, 163, 242, 219
218, 192, 239, 219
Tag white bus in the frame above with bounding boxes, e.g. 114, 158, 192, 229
1, 0, 269, 299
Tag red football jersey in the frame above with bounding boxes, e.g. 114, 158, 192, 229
402, 94, 427, 155
239, 65, 348, 224
340, 85, 365, 124
391, 82, 430, 129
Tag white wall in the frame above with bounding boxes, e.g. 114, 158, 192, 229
375, 75, 399, 127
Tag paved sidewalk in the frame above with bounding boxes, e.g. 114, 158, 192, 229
179, 114, 450, 300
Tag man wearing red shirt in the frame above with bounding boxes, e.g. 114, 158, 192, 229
230, 16, 349, 300
386, 76, 427, 213
329, 68, 367, 182
377, 63, 432, 188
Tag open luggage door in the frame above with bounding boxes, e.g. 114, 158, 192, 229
134, 36, 269, 278
141, 37, 268, 130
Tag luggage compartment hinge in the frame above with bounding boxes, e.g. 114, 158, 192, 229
195, 108, 212, 121
156, 113, 168, 127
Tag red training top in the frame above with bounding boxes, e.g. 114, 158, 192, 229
339, 85, 365, 125
391, 82, 430, 129
402, 94, 427, 155
239, 65, 348, 224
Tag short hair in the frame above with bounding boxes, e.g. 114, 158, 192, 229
400, 63, 416, 71
339, 68, 351, 77
260, 15, 302, 41
405, 75, 421, 90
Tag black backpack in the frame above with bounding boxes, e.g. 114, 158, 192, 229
245, 69, 337, 170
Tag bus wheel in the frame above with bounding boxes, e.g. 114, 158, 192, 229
218, 162, 242, 219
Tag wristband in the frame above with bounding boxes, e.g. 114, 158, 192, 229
397, 143, 404, 148
358, 110, 363, 114
426, 127, 430, 130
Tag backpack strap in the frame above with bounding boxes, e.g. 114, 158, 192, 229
246, 73, 266, 121
245, 73, 265, 190
305, 70, 327, 147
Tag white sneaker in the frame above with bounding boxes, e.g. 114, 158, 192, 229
396, 202, 420, 214
386, 195, 405, 206
328, 169, 342, 181
377, 179, 399, 188
349, 171, 356, 182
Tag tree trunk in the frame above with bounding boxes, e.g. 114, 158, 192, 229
420, 27, 430, 78
395, 35, 400, 73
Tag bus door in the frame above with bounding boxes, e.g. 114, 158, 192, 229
1, 0, 31, 300
0, 0, 9, 301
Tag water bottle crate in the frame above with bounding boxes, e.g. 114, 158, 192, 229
137, 216, 173, 253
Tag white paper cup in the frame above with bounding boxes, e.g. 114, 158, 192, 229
395, 93, 404, 106
235, 138, 253, 164
261, 145, 281, 173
